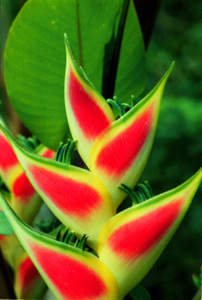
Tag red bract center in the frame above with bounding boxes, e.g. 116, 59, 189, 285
32, 245, 107, 299
68, 69, 111, 139
29, 166, 102, 217
96, 105, 154, 176
0, 135, 18, 171
13, 173, 35, 201
18, 256, 39, 289
108, 199, 183, 259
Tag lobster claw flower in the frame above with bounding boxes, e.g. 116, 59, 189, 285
0, 125, 114, 248
0, 125, 54, 298
64, 34, 115, 166
14, 252, 47, 299
64, 35, 175, 208
0, 194, 119, 300
0, 233, 47, 299
0, 128, 19, 187
0, 168, 201, 299
97, 169, 202, 298
1, 35, 201, 300
0, 127, 54, 223
89, 66, 173, 208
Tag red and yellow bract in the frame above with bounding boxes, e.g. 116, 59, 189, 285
0, 37, 201, 300
97, 169, 201, 298
65, 36, 114, 166
0, 126, 114, 248
0, 168, 201, 299
65, 36, 175, 208
14, 252, 47, 299
0, 128, 54, 298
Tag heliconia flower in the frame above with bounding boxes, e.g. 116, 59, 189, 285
0, 234, 6, 243
89, 65, 173, 208
0, 125, 115, 248
14, 251, 47, 299
64, 35, 174, 208
0, 129, 19, 188
0, 170, 201, 300
9, 145, 55, 223
1, 34, 200, 299
0, 128, 55, 223
0, 194, 119, 300
0, 227, 47, 299
64, 35, 115, 166
97, 168, 202, 298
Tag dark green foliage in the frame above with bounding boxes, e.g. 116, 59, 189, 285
126, 284, 151, 300
0, 0, 201, 299
140, 2, 202, 295
146, 0, 202, 100
3, 0, 146, 149
140, 98, 202, 299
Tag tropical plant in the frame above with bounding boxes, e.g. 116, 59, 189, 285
0, 1, 201, 299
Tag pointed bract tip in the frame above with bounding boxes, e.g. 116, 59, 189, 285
184, 167, 202, 191
152, 61, 175, 97
64, 33, 70, 49
162, 61, 175, 82
172, 167, 202, 197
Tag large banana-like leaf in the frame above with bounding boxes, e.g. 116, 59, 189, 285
4, 0, 146, 149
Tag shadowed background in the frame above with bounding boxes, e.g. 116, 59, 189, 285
0, 0, 201, 299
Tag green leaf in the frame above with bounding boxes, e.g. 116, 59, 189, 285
4, 0, 146, 149
128, 284, 151, 300
0, 210, 14, 235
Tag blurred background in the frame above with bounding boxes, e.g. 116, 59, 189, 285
141, 0, 202, 299
0, 0, 202, 299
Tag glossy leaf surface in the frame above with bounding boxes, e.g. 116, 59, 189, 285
4, 0, 146, 149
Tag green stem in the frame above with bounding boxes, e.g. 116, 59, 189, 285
102, 0, 130, 99
133, 0, 162, 48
